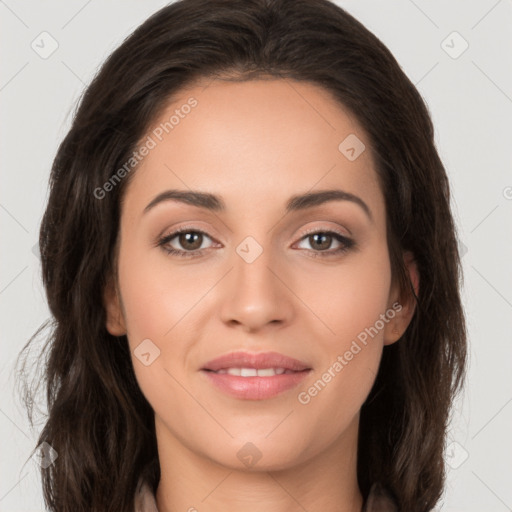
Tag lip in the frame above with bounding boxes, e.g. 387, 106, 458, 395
200, 351, 312, 400
201, 351, 311, 372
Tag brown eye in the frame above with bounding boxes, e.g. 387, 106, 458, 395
158, 228, 215, 258
295, 230, 355, 257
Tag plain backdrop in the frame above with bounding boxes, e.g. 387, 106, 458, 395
1, 1, 511, 510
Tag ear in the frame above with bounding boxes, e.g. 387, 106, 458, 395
383, 251, 420, 346
103, 276, 126, 336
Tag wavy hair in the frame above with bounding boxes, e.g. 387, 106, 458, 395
16, 0, 467, 510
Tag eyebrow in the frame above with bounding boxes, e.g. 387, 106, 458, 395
143, 188, 372, 221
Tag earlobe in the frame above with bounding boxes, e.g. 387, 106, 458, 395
384, 251, 420, 345
103, 277, 126, 336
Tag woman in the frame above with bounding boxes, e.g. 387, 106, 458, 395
17, 0, 467, 510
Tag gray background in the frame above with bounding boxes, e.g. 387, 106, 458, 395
1, 1, 511, 510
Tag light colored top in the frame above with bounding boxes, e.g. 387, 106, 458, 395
133, 477, 398, 512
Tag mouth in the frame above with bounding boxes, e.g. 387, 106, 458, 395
203, 367, 305, 376
200, 351, 312, 400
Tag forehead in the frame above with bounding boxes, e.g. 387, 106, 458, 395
122, 79, 385, 225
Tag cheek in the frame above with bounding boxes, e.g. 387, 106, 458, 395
117, 242, 199, 343
294, 243, 393, 348
115, 244, 194, 392
293, 244, 392, 408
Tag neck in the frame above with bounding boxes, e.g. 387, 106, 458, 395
154, 414, 364, 512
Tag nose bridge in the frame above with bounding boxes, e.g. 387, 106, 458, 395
234, 239, 275, 293
219, 235, 293, 330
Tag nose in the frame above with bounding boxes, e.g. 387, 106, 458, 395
219, 246, 294, 333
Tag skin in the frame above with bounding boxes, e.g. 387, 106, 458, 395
104, 78, 419, 512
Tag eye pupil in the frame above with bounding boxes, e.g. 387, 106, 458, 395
310, 233, 331, 250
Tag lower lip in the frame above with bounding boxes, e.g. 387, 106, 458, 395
201, 370, 311, 400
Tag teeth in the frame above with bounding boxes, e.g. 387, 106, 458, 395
221, 367, 288, 377
257, 368, 282, 377
239, 368, 257, 377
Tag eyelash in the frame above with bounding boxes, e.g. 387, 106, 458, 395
157, 225, 355, 259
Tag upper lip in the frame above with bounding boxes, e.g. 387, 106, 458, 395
201, 351, 312, 372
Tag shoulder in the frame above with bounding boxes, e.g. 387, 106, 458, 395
363, 481, 399, 512
133, 477, 159, 512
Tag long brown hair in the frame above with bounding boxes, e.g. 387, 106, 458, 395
16, 0, 467, 510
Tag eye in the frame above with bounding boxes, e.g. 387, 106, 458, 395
157, 227, 216, 258
294, 229, 355, 257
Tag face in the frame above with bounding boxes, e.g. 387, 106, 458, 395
104, 78, 418, 471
